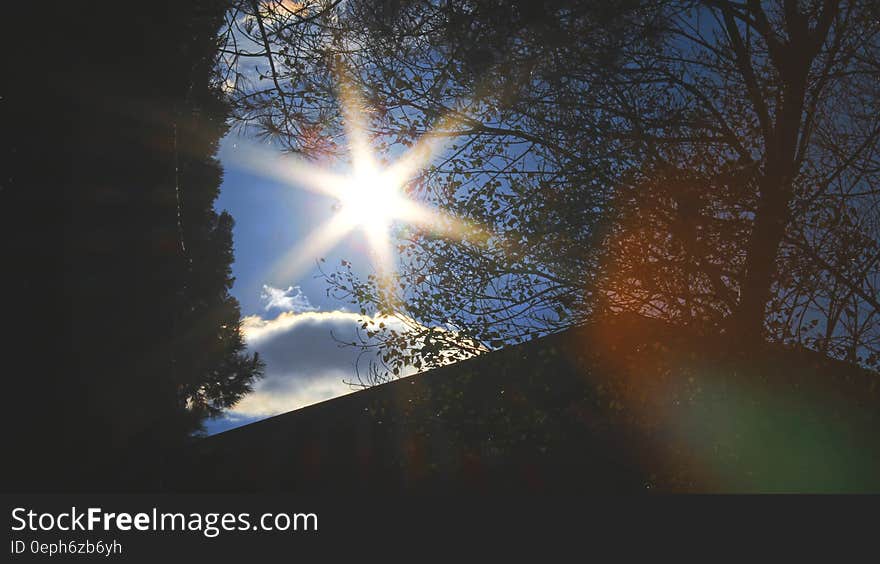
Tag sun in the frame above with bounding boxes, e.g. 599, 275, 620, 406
336, 165, 399, 236
224, 79, 474, 283
329, 162, 408, 269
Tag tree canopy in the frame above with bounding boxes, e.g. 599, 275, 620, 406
222, 0, 880, 382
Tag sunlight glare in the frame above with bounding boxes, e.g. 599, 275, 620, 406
337, 166, 398, 237
225, 75, 487, 284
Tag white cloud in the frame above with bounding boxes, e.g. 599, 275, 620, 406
229, 310, 416, 419
207, 287, 478, 433
260, 284, 318, 313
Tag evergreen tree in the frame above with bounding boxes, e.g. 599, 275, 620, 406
2, 0, 262, 490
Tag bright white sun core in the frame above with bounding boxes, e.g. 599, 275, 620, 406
337, 163, 400, 237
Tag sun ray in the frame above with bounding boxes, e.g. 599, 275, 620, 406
336, 73, 375, 175
395, 199, 489, 245
385, 112, 463, 188
231, 69, 498, 288
227, 143, 347, 199
366, 225, 394, 276
268, 212, 354, 283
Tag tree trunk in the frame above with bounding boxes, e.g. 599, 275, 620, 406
735, 174, 791, 344
729, 1, 824, 344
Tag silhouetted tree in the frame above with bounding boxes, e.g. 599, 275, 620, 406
2, 0, 262, 490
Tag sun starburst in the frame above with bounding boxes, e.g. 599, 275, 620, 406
227, 78, 471, 284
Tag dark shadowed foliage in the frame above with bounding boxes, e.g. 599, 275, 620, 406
1, 0, 262, 491
176, 316, 880, 493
